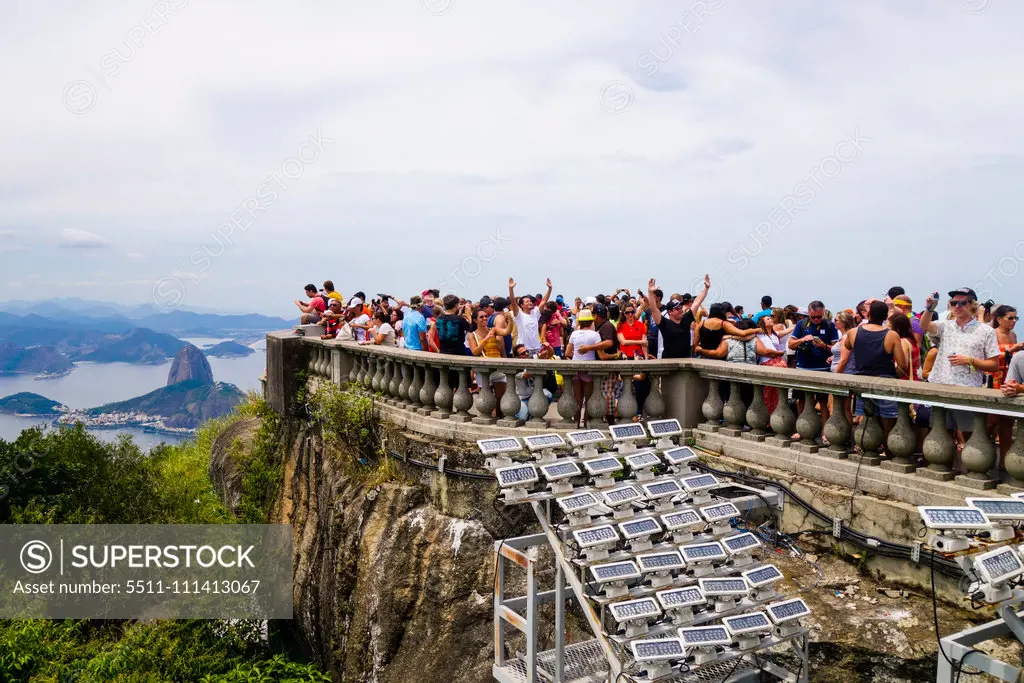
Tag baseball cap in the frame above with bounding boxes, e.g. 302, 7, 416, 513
329, 298, 343, 307
948, 287, 977, 301
479, 295, 493, 307
421, 289, 433, 298
348, 297, 363, 307
680, 293, 694, 304
593, 303, 608, 318
796, 307, 809, 316
584, 296, 597, 305
576, 309, 595, 322
663, 300, 683, 311
555, 295, 564, 303
893, 296, 913, 307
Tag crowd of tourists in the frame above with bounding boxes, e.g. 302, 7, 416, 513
293, 277, 1023, 466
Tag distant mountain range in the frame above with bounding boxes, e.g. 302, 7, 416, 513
0, 302, 283, 374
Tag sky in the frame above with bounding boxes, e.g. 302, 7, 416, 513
2, 0, 1024, 318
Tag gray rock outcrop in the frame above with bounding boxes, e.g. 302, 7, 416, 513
166, 344, 214, 386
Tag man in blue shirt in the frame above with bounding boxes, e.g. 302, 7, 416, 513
751, 295, 773, 324
402, 295, 429, 351
787, 300, 838, 433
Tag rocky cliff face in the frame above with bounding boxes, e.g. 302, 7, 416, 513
209, 421, 502, 682
167, 344, 214, 386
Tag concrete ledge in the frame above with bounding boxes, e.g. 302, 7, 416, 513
954, 474, 998, 491
697, 430, 991, 507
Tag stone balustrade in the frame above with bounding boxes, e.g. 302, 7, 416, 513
266, 332, 1024, 492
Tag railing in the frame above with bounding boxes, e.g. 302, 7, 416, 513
267, 332, 1024, 490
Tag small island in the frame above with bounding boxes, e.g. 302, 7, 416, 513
204, 340, 256, 358
0, 392, 67, 416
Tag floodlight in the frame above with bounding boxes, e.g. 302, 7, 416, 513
641, 480, 684, 511
618, 517, 663, 551
538, 460, 582, 495
523, 433, 566, 457
656, 586, 706, 624
608, 597, 662, 637
918, 506, 990, 530
1013, 492, 1024, 502
567, 429, 606, 458
699, 501, 741, 533
661, 508, 704, 543
918, 506, 991, 552
973, 546, 1024, 597
600, 484, 644, 519
582, 456, 623, 478
572, 524, 619, 549
609, 422, 648, 442
967, 498, 1024, 541
478, 436, 522, 455
572, 524, 619, 562
630, 637, 685, 677
681, 473, 719, 504
766, 597, 810, 636
556, 492, 601, 525
722, 611, 772, 648
637, 551, 685, 587
647, 418, 682, 448
698, 576, 750, 613
722, 532, 761, 568
625, 450, 662, 481
680, 541, 727, 577
479, 436, 523, 470
494, 464, 538, 502
741, 563, 784, 590
662, 446, 698, 474
589, 560, 641, 598
678, 625, 730, 664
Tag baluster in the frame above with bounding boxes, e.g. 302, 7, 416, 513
451, 368, 474, 422
744, 384, 769, 442
766, 392, 796, 448
527, 369, 549, 425
397, 362, 413, 405
616, 373, 637, 424
409, 365, 424, 407
556, 372, 578, 426
371, 356, 384, 392
644, 373, 665, 419
388, 360, 401, 401
882, 403, 916, 473
919, 406, 955, 481
822, 395, 850, 458
792, 393, 822, 453
587, 372, 606, 429
473, 367, 497, 424
433, 367, 454, 418
331, 348, 342, 385
352, 354, 364, 385
337, 349, 352, 383
311, 347, 322, 377
381, 360, 394, 402
1003, 419, 1024, 488
721, 381, 746, 437
959, 413, 998, 489
851, 397, 884, 465
419, 365, 438, 415
363, 356, 374, 389
319, 348, 328, 377
700, 378, 723, 432
498, 370, 523, 427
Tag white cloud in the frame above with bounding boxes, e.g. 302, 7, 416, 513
59, 228, 110, 249
1, 1, 1022, 314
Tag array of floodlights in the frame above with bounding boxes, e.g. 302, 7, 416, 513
481, 420, 697, 504
625, 597, 811, 678
919, 494, 1024, 604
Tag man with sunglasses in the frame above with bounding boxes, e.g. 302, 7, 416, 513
788, 300, 839, 430
920, 287, 1000, 437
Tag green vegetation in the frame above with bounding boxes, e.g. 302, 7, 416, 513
0, 397, 330, 682
87, 380, 247, 429
0, 393, 65, 416
237, 398, 285, 524
204, 341, 256, 358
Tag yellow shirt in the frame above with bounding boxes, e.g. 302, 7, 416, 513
327, 292, 344, 302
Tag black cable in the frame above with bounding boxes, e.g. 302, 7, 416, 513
931, 549, 985, 681
848, 393, 873, 523
718, 653, 744, 682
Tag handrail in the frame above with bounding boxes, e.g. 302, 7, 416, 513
290, 333, 1024, 417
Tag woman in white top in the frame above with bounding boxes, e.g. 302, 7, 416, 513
773, 308, 797, 367
359, 311, 397, 346
756, 315, 787, 413
565, 310, 601, 427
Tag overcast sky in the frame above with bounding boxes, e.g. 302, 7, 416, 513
2, 0, 1023, 318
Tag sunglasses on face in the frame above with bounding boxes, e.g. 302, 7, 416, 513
809, 315, 823, 321
625, 309, 635, 314
1007, 316, 1019, 321
951, 299, 971, 307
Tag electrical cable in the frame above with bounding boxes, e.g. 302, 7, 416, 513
930, 549, 985, 681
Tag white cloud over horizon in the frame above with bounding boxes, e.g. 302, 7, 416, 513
1, 0, 1023, 317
